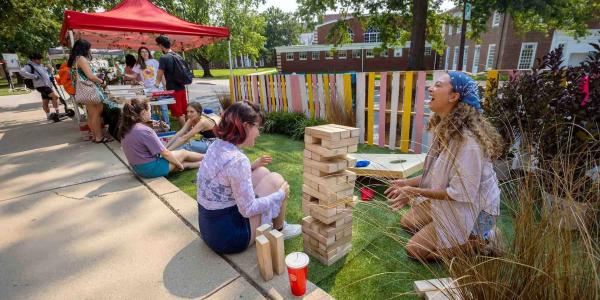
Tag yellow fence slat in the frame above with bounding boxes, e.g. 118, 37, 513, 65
282, 75, 288, 112
306, 74, 314, 118
323, 75, 330, 117
229, 77, 234, 101
343, 74, 352, 115
367, 72, 375, 145
400, 71, 413, 152
485, 70, 499, 99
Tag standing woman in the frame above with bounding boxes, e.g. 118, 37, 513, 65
165, 102, 220, 153
385, 72, 503, 261
122, 54, 140, 85
132, 47, 162, 90
68, 39, 116, 143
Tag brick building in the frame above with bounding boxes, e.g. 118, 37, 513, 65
275, 15, 437, 74
442, 9, 600, 72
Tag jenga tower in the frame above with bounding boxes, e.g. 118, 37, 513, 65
302, 124, 359, 265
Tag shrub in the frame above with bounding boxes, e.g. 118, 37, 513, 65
263, 111, 327, 140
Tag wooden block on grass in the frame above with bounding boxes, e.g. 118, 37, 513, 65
266, 229, 285, 275
255, 235, 273, 281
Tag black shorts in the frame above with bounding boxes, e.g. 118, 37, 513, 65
36, 86, 55, 100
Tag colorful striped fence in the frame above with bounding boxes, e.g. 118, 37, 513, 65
229, 70, 505, 154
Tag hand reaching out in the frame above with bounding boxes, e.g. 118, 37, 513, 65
384, 186, 416, 212
252, 155, 272, 170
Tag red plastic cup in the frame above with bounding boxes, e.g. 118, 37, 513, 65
285, 252, 310, 296
360, 187, 375, 201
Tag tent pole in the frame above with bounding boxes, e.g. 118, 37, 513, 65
228, 40, 233, 78
68, 30, 75, 47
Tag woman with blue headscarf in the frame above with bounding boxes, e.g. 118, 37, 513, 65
384, 71, 503, 261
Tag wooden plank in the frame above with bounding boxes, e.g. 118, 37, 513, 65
388, 72, 400, 150
247, 75, 253, 102
317, 74, 325, 119
335, 74, 344, 111
400, 71, 413, 152
299, 75, 309, 117
239, 76, 245, 100
305, 124, 347, 141
252, 75, 259, 105
306, 74, 315, 118
355, 72, 366, 144
229, 77, 234, 102
367, 72, 375, 145
258, 75, 266, 111
343, 74, 352, 115
378, 72, 388, 147
256, 223, 273, 237
312, 74, 319, 118
323, 74, 330, 118
270, 74, 276, 112
326, 124, 360, 138
255, 235, 273, 281
413, 71, 426, 153
277, 75, 284, 111
283, 75, 290, 112
486, 70, 499, 99
266, 229, 285, 275
321, 137, 359, 149
347, 153, 426, 179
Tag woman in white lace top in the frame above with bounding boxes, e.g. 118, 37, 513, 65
196, 101, 301, 254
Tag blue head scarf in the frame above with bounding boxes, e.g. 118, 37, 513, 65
447, 71, 481, 111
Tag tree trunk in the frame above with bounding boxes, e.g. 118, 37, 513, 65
191, 53, 213, 78
407, 0, 427, 71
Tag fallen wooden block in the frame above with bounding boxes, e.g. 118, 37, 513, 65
255, 235, 273, 281
266, 229, 285, 275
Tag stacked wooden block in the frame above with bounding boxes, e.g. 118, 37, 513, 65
255, 224, 285, 281
302, 124, 359, 265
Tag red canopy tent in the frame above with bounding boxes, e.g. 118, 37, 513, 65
59, 0, 230, 51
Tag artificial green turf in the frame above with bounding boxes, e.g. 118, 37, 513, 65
192, 67, 276, 79
167, 133, 514, 299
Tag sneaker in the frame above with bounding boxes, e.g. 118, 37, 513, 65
279, 222, 301, 240
46, 113, 52, 120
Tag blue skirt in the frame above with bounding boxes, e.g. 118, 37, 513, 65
198, 204, 251, 254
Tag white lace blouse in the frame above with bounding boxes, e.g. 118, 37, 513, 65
196, 139, 285, 225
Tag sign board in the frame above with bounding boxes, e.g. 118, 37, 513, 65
465, 3, 472, 21
2, 53, 20, 72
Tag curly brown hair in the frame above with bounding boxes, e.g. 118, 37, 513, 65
428, 103, 504, 160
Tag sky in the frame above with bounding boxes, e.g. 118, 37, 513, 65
258, 0, 456, 13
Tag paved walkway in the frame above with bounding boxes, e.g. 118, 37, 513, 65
0, 92, 331, 300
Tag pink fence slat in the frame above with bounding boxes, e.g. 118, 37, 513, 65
378, 72, 387, 147
413, 71, 426, 153
312, 74, 320, 118
329, 74, 336, 110
290, 75, 302, 113
251, 76, 259, 105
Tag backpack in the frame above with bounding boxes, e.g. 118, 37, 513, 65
168, 52, 193, 86
23, 64, 38, 89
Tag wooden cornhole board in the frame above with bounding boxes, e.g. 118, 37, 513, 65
347, 153, 427, 179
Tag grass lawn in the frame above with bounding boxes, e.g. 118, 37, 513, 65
167, 133, 514, 299
193, 68, 276, 79
0, 79, 31, 96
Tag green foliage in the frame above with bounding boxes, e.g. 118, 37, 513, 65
261, 7, 303, 65
263, 111, 327, 140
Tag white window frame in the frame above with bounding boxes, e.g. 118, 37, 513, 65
365, 49, 374, 58
472, 45, 481, 73
380, 49, 389, 57
338, 50, 347, 59
492, 11, 501, 27
517, 42, 538, 69
452, 46, 459, 70
425, 47, 432, 56
364, 27, 381, 43
352, 49, 361, 59
462, 46, 469, 71
486, 44, 496, 70
444, 47, 449, 69
393, 48, 402, 57
325, 50, 333, 60
286, 52, 294, 61
299, 51, 307, 61
312, 51, 320, 60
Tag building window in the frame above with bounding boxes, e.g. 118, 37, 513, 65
365, 49, 374, 58
312, 51, 320, 60
518, 42, 538, 69
462, 46, 469, 71
425, 47, 432, 55
472, 45, 481, 73
325, 50, 333, 59
352, 49, 361, 58
364, 27, 381, 43
338, 50, 347, 59
492, 11, 501, 27
448, 24, 453, 36
380, 49, 389, 57
286, 52, 294, 61
444, 47, 450, 69
452, 46, 459, 70
486, 44, 496, 70
348, 28, 355, 42
393, 48, 402, 57
299, 52, 307, 61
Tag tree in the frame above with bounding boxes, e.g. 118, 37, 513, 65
297, 0, 599, 70
261, 7, 303, 65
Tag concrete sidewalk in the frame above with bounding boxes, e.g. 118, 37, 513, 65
0, 92, 332, 300
0, 93, 262, 299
